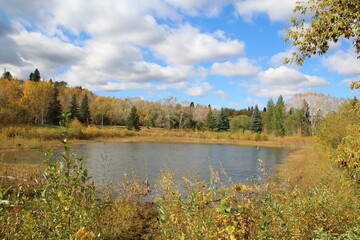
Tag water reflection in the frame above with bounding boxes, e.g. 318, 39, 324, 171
2, 142, 291, 185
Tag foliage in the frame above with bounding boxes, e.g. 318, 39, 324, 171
262, 99, 274, 133
0, 113, 102, 239
126, 106, 141, 131
285, 0, 360, 65
79, 94, 91, 125
272, 95, 286, 136
334, 124, 360, 182
154, 171, 256, 239
315, 100, 360, 149
29, 69, 41, 82
250, 105, 262, 133
1, 71, 13, 80
69, 94, 79, 120
216, 108, 230, 131
230, 115, 251, 132
47, 85, 62, 125
204, 108, 216, 131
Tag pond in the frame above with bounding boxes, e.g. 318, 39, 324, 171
2, 142, 291, 185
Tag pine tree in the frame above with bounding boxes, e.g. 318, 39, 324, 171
216, 108, 229, 131
126, 106, 140, 131
47, 86, 62, 125
272, 95, 286, 136
204, 108, 216, 131
69, 94, 79, 120
79, 95, 91, 125
250, 105, 262, 133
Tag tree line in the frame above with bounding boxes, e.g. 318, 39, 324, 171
0, 69, 343, 135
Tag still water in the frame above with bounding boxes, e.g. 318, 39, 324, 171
2, 142, 291, 185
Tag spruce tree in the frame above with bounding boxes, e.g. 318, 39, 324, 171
272, 95, 286, 136
216, 108, 229, 131
126, 106, 140, 131
79, 95, 91, 125
69, 94, 79, 120
47, 86, 62, 125
250, 105, 262, 133
204, 108, 216, 131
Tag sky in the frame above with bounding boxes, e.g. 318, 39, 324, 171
0, 0, 359, 109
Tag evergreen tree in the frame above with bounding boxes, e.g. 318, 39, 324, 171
300, 99, 311, 136
126, 106, 140, 131
250, 105, 262, 133
30, 69, 41, 82
69, 94, 79, 120
262, 99, 274, 133
79, 95, 91, 125
2, 71, 12, 79
47, 86, 62, 125
204, 108, 216, 131
216, 108, 229, 131
189, 102, 195, 108
272, 95, 286, 136
285, 108, 302, 135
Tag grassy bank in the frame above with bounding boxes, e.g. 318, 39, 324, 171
0, 124, 312, 152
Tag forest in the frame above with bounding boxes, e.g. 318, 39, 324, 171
0, 69, 345, 137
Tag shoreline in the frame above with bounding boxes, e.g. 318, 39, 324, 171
1, 134, 312, 153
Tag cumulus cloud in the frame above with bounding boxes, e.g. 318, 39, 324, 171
152, 24, 245, 65
270, 49, 297, 67
185, 82, 213, 97
234, 0, 298, 22
322, 50, 360, 77
214, 90, 229, 99
249, 66, 329, 98
210, 58, 260, 78
340, 78, 360, 88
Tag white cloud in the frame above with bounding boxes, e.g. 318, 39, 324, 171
153, 24, 245, 65
270, 49, 296, 67
214, 90, 229, 99
248, 66, 329, 98
234, 0, 298, 22
185, 82, 213, 97
210, 58, 260, 78
246, 97, 261, 105
322, 50, 360, 77
340, 78, 360, 87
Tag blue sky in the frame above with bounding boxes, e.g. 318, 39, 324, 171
0, 0, 359, 109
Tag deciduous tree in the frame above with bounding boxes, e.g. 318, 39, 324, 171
285, 0, 360, 65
